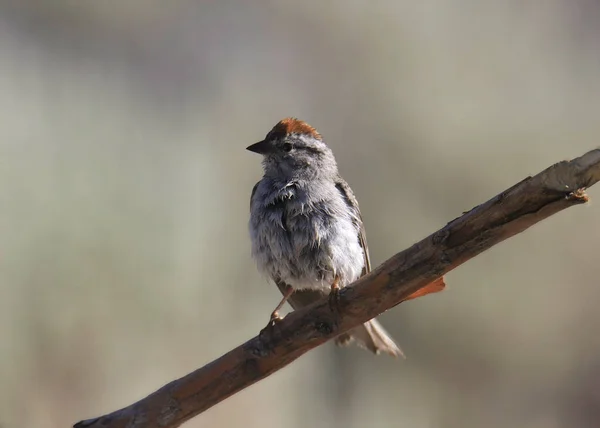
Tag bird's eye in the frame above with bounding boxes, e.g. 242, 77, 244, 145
282, 142, 293, 152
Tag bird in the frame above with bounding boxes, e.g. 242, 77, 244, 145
247, 117, 445, 357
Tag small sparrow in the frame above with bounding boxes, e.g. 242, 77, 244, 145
247, 118, 444, 356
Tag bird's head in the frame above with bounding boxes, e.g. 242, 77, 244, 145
247, 118, 338, 180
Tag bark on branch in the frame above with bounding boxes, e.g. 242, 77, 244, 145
74, 149, 600, 428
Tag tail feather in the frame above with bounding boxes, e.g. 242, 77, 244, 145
335, 277, 446, 357
335, 319, 404, 358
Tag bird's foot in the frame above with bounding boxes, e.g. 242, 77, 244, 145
328, 277, 341, 314
259, 311, 284, 342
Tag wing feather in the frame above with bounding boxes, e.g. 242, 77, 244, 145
335, 178, 371, 276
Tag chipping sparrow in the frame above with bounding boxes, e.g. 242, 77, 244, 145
247, 118, 444, 357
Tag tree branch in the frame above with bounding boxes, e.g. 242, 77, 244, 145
74, 149, 600, 428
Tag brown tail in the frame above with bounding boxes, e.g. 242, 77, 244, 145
335, 318, 404, 357
335, 277, 446, 357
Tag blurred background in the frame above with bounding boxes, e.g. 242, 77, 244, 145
1, 1, 600, 427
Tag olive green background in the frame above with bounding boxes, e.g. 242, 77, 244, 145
1, 2, 600, 427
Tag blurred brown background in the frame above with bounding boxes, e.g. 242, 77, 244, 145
1, 2, 600, 427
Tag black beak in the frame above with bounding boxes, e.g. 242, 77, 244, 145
246, 140, 273, 154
